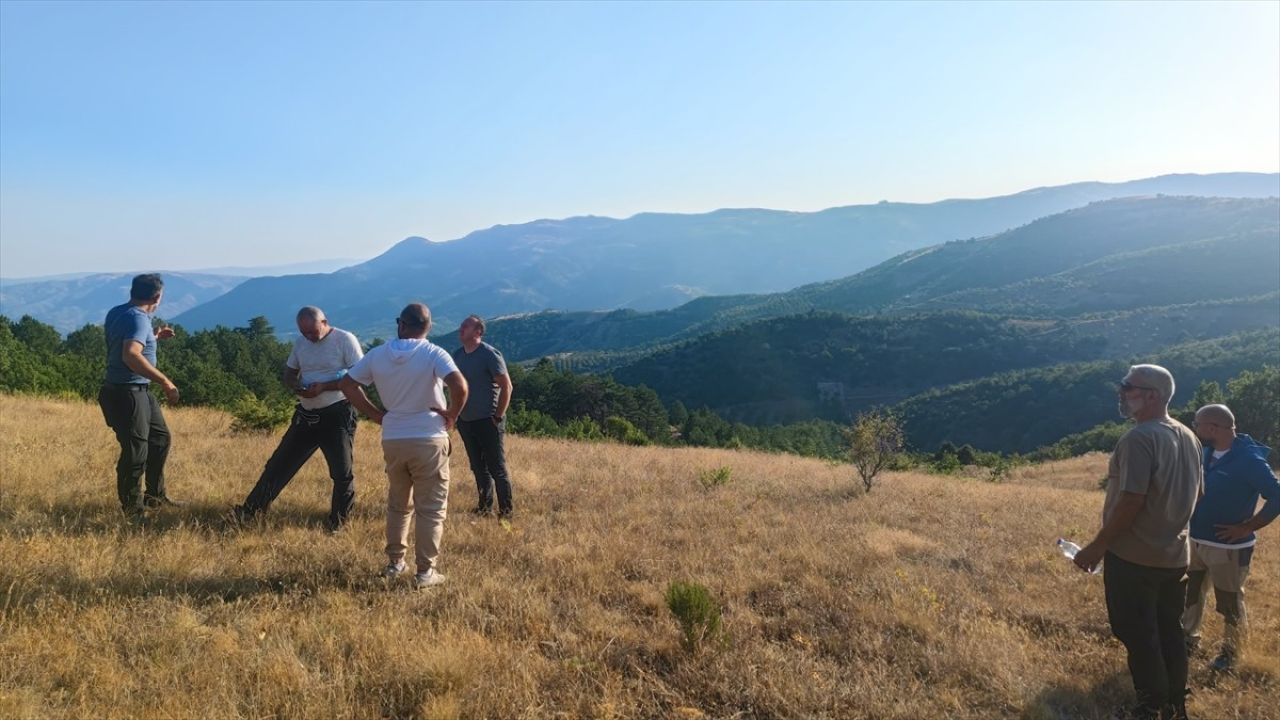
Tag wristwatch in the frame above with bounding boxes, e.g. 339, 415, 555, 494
494, 415, 504, 423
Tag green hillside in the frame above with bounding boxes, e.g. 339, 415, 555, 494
890, 329, 1280, 453
485, 196, 1280, 363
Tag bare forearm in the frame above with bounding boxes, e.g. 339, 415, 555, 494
495, 378, 512, 418
340, 378, 383, 422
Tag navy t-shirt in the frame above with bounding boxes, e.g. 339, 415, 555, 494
451, 342, 508, 422
104, 303, 156, 384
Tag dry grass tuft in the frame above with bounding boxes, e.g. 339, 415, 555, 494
1, 395, 1276, 719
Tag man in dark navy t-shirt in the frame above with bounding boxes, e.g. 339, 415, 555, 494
97, 273, 182, 522
451, 315, 514, 519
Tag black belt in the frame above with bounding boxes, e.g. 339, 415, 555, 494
104, 383, 149, 391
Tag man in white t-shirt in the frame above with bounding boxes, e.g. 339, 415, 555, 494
341, 302, 468, 590
232, 306, 364, 531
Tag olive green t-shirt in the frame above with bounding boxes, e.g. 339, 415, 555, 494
1103, 418, 1204, 568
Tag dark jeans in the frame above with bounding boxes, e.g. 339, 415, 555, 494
241, 401, 356, 524
1104, 551, 1189, 713
457, 417, 512, 515
98, 383, 171, 512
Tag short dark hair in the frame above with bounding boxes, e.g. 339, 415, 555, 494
463, 314, 486, 335
130, 274, 164, 301
398, 302, 431, 327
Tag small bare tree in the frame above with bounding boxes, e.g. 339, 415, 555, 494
848, 409, 904, 494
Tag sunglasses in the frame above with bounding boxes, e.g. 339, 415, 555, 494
1118, 381, 1156, 393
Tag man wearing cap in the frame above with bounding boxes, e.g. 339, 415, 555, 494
341, 303, 467, 590
97, 273, 182, 523
452, 315, 515, 519
1074, 364, 1203, 720
1183, 403, 1280, 672
232, 306, 364, 531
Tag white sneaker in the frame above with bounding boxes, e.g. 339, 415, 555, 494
380, 560, 406, 579
413, 569, 446, 589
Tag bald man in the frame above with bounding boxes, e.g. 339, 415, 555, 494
1183, 403, 1280, 672
232, 306, 364, 531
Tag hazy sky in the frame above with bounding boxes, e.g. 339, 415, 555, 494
1, 1, 1277, 277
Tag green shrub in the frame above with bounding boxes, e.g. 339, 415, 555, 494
230, 395, 292, 433
697, 465, 733, 490
665, 581, 723, 654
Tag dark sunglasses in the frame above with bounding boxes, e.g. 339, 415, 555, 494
1118, 381, 1156, 393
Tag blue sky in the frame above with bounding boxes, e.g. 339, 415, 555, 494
1, 1, 1277, 277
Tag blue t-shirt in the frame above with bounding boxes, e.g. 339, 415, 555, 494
104, 303, 156, 384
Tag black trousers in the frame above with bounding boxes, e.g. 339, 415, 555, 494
98, 383, 171, 512
241, 401, 356, 524
457, 417, 512, 515
1104, 551, 1189, 713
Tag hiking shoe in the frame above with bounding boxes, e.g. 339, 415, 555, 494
226, 505, 257, 526
143, 494, 186, 509
380, 560, 407, 580
324, 517, 347, 535
413, 569, 446, 589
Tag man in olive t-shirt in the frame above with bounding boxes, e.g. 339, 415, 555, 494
1074, 364, 1203, 720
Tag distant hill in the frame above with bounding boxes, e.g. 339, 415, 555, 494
172, 173, 1280, 339
0, 272, 247, 334
484, 195, 1280, 362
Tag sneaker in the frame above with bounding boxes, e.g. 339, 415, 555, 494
143, 494, 186, 509
380, 560, 407, 580
413, 569, 446, 589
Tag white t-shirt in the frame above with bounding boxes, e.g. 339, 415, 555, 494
346, 338, 459, 440
287, 327, 364, 410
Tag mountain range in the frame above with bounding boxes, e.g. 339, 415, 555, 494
171, 172, 1279, 339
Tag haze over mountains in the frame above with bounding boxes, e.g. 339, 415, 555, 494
0, 258, 360, 334
170, 172, 1280, 339
0, 272, 247, 335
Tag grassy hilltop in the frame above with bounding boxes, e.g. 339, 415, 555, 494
1, 396, 1276, 719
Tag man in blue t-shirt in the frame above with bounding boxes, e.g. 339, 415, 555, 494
97, 274, 181, 521
451, 315, 515, 519
1183, 403, 1280, 672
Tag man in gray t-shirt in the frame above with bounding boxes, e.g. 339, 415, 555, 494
451, 315, 515, 518
1074, 364, 1202, 720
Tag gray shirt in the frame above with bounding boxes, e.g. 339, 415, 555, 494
451, 342, 508, 422
1103, 418, 1204, 568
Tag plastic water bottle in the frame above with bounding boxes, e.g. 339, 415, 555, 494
1057, 538, 1100, 574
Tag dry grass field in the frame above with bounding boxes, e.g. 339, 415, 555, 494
1, 395, 1276, 720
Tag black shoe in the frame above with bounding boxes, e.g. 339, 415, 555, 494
143, 494, 186, 509
324, 517, 347, 534
123, 508, 151, 528
469, 507, 492, 517
226, 505, 257, 526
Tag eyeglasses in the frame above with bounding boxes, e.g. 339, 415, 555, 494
395, 317, 426, 327
1192, 421, 1224, 429
1118, 381, 1156, 393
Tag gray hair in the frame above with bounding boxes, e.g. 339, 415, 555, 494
296, 306, 326, 323
1127, 364, 1175, 405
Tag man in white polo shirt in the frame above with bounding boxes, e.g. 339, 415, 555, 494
233, 306, 364, 531
341, 303, 468, 590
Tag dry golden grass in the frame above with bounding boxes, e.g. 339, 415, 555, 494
1, 394, 1276, 720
